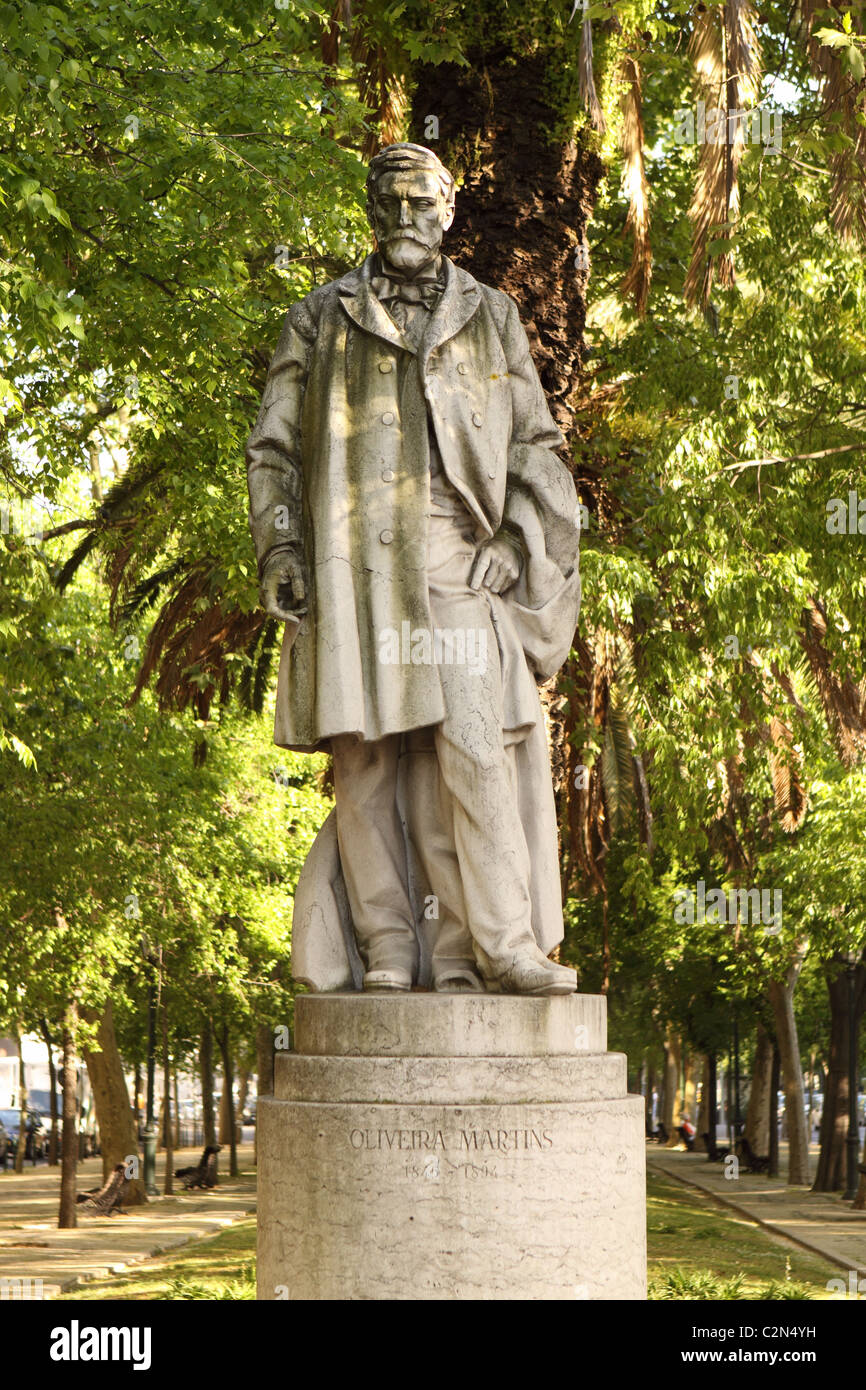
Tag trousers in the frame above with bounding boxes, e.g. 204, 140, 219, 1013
331, 506, 541, 981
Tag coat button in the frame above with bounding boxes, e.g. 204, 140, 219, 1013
378, 361, 393, 373
379, 529, 393, 545
382, 411, 395, 425
381, 468, 394, 482
457, 363, 468, 375
472, 412, 483, 426
488, 470, 496, 480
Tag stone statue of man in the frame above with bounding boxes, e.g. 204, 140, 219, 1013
247, 143, 581, 996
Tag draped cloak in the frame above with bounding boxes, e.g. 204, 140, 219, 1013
246, 254, 582, 989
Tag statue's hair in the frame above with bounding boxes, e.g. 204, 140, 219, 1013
366, 143, 455, 211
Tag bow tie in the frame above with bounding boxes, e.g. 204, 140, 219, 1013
371, 271, 444, 309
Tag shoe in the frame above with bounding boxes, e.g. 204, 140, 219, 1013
487, 953, 577, 997
432, 966, 486, 993
362, 967, 413, 992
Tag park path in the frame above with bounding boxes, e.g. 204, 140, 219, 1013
0, 1143, 256, 1298
647, 1146, 866, 1281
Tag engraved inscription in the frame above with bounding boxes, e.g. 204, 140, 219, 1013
348, 1127, 553, 1153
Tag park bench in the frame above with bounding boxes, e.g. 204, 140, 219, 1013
701, 1131, 731, 1162
175, 1143, 221, 1190
737, 1135, 770, 1173
76, 1163, 128, 1215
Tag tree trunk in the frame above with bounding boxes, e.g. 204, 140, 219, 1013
813, 958, 866, 1192
768, 963, 810, 1185
644, 1061, 656, 1136
58, 1004, 78, 1228
219, 1083, 232, 1144
256, 1022, 275, 1097
218, 1025, 238, 1177
162, 994, 173, 1196
237, 1065, 250, 1134
173, 1064, 181, 1150
13, 1030, 28, 1172
744, 1022, 773, 1157
662, 1030, 680, 1142
695, 1056, 710, 1151
255, 1022, 275, 1164
200, 1020, 216, 1148
134, 1061, 142, 1136
409, 48, 600, 438
708, 1052, 719, 1148
768, 1043, 781, 1178
40, 1019, 59, 1165
854, 1123, 866, 1210
81, 1000, 146, 1204
410, 30, 603, 902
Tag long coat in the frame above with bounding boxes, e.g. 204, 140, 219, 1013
246, 252, 581, 752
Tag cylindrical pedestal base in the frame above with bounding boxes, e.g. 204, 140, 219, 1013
257, 995, 646, 1300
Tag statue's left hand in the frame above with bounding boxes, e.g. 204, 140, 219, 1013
469, 534, 522, 595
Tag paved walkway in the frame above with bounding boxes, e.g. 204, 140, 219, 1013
647, 1145, 866, 1279
0, 1144, 256, 1297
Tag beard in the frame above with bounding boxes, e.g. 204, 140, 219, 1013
378, 229, 440, 274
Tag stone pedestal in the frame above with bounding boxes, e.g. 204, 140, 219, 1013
257, 994, 646, 1300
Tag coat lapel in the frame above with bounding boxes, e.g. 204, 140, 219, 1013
336, 255, 413, 354
419, 257, 481, 368
336, 254, 482, 361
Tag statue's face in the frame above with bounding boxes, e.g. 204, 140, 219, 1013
369, 168, 454, 275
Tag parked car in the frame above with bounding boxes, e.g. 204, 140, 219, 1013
0, 1108, 47, 1162
0, 1117, 10, 1169
242, 1097, 257, 1126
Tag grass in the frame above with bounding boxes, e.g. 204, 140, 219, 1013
646, 1170, 842, 1300
57, 1219, 257, 1301
57, 1169, 847, 1300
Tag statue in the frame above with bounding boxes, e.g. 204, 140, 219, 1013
247, 144, 581, 997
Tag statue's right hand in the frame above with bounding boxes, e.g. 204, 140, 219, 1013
260, 551, 308, 622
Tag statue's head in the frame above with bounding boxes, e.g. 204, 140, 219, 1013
366, 143, 456, 275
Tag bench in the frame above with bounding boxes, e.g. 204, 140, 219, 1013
76, 1162, 128, 1215
175, 1143, 221, 1190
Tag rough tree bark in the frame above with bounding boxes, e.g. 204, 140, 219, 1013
162, 996, 173, 1196
218, 1024, 238, 1177
40, 1019, 59, 1165
695, 1056, 710, 1152
744, 1022, 773, 1157
219, 1084, 232, 1144
58, 1003, 78, 1228
13, 1031, 28, 1173
644, 1060, 656, 1135
255, 1022, 275, 1164
768, 962, 810, 1185
683, 1051, 697, 1123
200, 1020, 217, 1149
662, 1030, 681, 1142
173, 1065, 181, 1150
855, 1131, 866, 1210
81, 1000, 146, 1204
409, 50, 600, 436
813, 957, 866, 1192
768, 1042, 781, 1178
409, 29, 603, 905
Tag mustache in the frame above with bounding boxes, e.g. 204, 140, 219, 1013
382, 230, 432, 244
